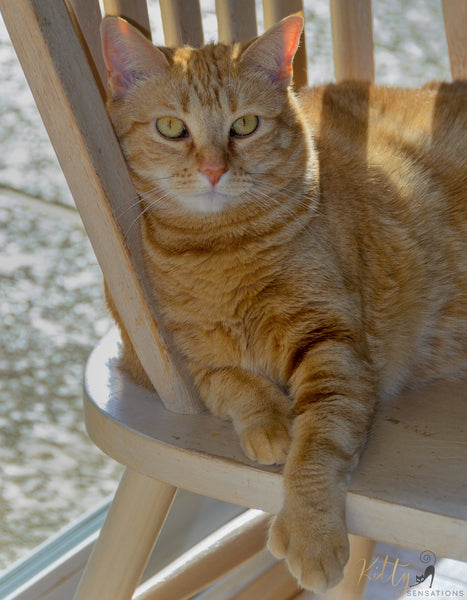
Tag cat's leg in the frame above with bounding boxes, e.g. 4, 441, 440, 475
268, 341, 376, 593
197, 367, 292, 465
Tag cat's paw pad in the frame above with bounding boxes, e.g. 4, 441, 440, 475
240, 419, 291, 465
268, 508, 349, 593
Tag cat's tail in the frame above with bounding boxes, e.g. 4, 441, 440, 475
420, 550, 436, 566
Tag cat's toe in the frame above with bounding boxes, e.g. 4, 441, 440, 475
291, 542, 347, 594
266, 514, 288, 557
240, 419, 291, 464
268, 508, 348, 594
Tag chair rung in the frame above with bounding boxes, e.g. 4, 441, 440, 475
159, 0, 204, 47
134, 510, 269, 600
216, 0, 257, 44
330, 0, 375, 82
103, 0, 151, 37
231, 560, 302, 600
442, 0, 467, 80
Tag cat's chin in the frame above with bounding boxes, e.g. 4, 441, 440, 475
177, 191, 233, 215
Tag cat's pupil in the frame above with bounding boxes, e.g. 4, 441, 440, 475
156, 116, 187, 139
230, 114, 259, 137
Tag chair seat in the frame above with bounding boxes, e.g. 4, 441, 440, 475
84, 328, 467, 562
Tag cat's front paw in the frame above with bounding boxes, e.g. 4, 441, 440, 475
268, 505, 349, 593
240, 418, 291, 465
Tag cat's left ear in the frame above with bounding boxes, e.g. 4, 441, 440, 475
100, 16, 169, 99
239, 15, 303, 89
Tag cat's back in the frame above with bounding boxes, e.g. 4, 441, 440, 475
299, 81, 467, 177
298, 81, 467, 224
298, 81, 467, 389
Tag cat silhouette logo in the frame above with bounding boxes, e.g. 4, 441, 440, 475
410, 550, 436, 589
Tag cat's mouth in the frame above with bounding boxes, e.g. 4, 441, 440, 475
177, 189, 233, 214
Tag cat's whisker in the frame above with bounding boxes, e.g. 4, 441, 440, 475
124, 172, 176, 191
114, 187, 160, 220
112, 174, 175, 217
114, 196, 143, 221
254, 182, 316, 205
250, 178, 322, 217
245, 171, 319, 202
246, 190, 313, 237
123, 192, 172, 239
245, 189, 331, 254
115, 174, 178, 221
246, 189, 305, 218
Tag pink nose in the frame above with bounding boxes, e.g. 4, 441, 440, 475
199, 162, 227, 186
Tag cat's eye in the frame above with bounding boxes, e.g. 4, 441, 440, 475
230, 115, 259, 137
156, 116, 188, 139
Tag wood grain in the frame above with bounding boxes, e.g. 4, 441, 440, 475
135, 510, 269, 600
232, 560, 302, 600
215, 0, 257, 44
73, 468, 176, 600
159, 0, 204, 47
68, 0, 107, 86
0, 0, 202, 413
330, 0, 374, 82
442, 0, 467, 80
84, 329, 467, 563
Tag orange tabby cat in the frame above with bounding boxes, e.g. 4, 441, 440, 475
101, 15, 467, 593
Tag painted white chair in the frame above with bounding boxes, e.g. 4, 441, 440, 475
2, 1, 466, 599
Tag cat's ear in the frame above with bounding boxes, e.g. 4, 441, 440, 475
239, 15, 303, 88
100, 16, 169, 99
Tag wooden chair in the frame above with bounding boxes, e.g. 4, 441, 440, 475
2, 1, 466, 599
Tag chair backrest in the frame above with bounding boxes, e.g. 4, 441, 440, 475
1, 0, 466, 415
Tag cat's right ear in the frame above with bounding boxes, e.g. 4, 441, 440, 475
239, 15, 303, 89
100, 16, 169, 99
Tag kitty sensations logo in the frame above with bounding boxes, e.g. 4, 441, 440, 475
407, 550, 436, 592
357, 550, 464, 598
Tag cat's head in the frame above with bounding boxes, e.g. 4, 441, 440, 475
101, 15, 311, 216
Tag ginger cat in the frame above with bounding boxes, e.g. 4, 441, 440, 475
101, 15, 467, 593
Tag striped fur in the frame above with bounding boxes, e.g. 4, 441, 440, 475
102, 16, 467, 593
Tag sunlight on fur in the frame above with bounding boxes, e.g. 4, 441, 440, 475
100, 14, 467, 594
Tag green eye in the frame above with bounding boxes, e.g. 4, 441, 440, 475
230, 114, 259, 137
156, 116, 187, 139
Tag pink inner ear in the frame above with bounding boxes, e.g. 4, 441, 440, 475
279, 17, 303, 81
100, 17, 168, 99
101, 18, 138, 98
240, 15, 303, 87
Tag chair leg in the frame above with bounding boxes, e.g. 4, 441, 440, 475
73, 468, 177, 600
134, 510, 270, 600
232, 560, 302, 600
319, 534, 376, 600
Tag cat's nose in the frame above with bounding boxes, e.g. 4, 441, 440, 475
199, 161, 227, 186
